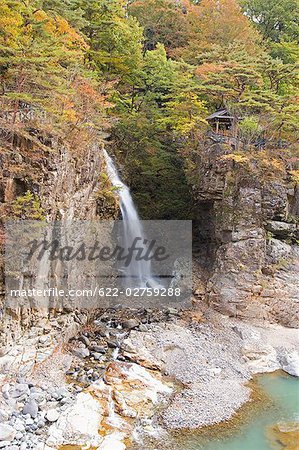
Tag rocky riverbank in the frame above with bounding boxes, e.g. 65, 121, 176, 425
0, 306, 298, 449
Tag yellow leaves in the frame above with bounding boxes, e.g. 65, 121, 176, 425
0, 1, 86, 56
261, 156, 284, 173
33, 9, 48, 22
33, 10, 87, 50
0, 2, 23, 46
164, 91, 208, 135
289, 170, 299, 183
222, 153, 248, 163
62, 108, 78, 123
222, 150, 288, 181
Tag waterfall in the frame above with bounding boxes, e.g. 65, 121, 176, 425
103, 149, 157, 288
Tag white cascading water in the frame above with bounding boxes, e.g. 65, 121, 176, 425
103, 149, 157, 287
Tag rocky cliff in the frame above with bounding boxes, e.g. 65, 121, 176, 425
0, 128, 118, 354
191, 140, 299, 327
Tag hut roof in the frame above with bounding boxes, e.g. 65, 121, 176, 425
206, 109, 235, 120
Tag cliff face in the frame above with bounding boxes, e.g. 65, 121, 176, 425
191, 141, 299, 327
0, 129, 118, 353
0, 132, 118, 221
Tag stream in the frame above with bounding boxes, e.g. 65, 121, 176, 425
170, 372, 299, 450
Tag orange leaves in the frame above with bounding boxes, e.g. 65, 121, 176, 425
33, 10, 87, 50
195, 62, 225, 80
73, 77, 113, 110
197, 0, 260, 50
174, 0, 261, 62
0, 0, 113, 149
57, 76, 113, 136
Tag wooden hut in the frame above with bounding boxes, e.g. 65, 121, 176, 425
206, 109, 235, 135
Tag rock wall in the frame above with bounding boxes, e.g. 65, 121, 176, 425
192, 141, 299, 327
0, 129, 119, 354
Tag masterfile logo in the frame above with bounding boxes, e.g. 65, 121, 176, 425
5, 220, 192, 310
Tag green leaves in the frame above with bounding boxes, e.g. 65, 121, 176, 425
241, 0, 299, 43
11, 191, 45, 220
77, 0, 143, 83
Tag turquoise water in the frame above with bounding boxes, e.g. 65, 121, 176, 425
183, 372, 299, 450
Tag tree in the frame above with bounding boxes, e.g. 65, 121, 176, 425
77, 0, 143, 83
241, 0, 299, 43
39, 0, 87, 29
238, 116, 262, 146
0, 1, 86, 124
195, 45, 263, 106
163, 91, 207, 135
111, 113, 194, 219
176, 0, 260, 63
128, 0, 192, 53
0, 0, 112, 149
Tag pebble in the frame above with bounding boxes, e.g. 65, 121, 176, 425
0, 409, 9, 422
25, 418, 34, 425
14, 418, 25, 432
79, 335, 91, 347
91, 345, 106, 354
122, 319, 139, 329
9, 383, 29, 399
107, 339, 118, 348
46, 409, 60, 422
22, 400, 38, 418
73, 347, 90, 358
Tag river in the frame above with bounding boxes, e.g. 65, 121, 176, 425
175, 372, 299, 450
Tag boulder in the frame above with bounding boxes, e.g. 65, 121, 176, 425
242, 343, 280, 373
46, 392, 103, 448
98, 432, 126, 450
279, 350, 299, 377
265, 221, 297, 239
0, 424, 15, 442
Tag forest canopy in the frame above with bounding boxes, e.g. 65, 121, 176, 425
1, 0, 298, 218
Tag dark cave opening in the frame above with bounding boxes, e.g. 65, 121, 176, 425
192, 200, 218, 271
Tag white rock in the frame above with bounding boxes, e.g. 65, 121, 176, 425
46, 409, 60, 422
242, 343, 280, 373
97, 432, 126, 450
14, 418, 25, 432
9, 383, 30, 399
47, 392, 102, 447
73, 347, 90, 358
0, 409, 9, 422
280, 350, 299, 377
208, 367, 222, 376
0, 424, 15, 442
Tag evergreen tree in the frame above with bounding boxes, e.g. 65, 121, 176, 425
77, 0, 143, 83
241, 0, 299, 43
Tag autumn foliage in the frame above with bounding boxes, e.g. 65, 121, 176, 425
0, 0, 298, 217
